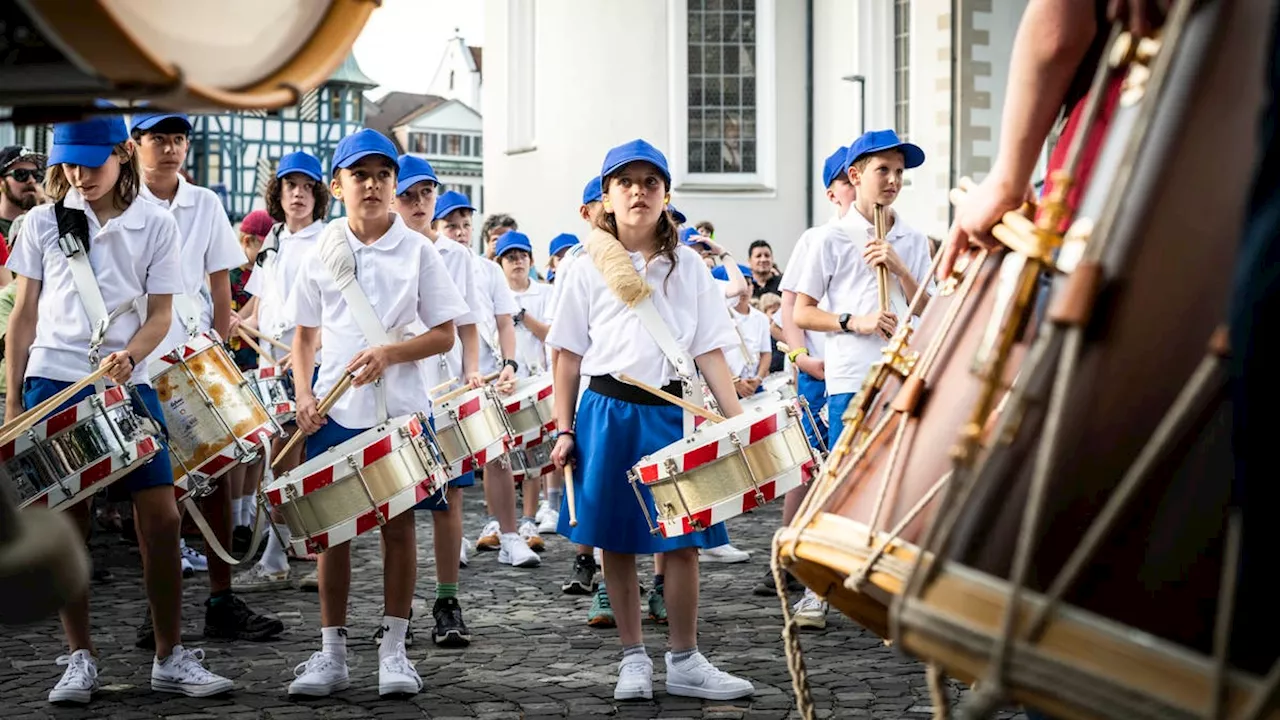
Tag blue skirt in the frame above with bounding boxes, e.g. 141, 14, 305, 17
557, 388, 729, 554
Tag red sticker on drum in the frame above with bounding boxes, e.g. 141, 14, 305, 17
741, 479, 777, 513
259, 366, 278, 378
680, 442, 720, 474
362, 435, 393, 467
81, 457, 112, 488
747, 415, 779, 444
638, 463, 659, 484
537, 385, 553, 402
46, 405, 80, 437
301, 466, 336, 496
355, 504, 391, 536
456, 396, 482, 420
679, 509, 714, 536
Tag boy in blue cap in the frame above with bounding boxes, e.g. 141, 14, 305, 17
7, 112, 234, 703
286, 128, 470, 698
791, 130, 934, 625
129, 110, 283, 648
546, 232, 579, 282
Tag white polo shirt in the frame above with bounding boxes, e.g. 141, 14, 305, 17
780, 219, 843, 361
292, 216, 470, 429
415, 233, 477, 388
789, 208, 932, 395
245, 219, 323, 357
725, 304, 772, 379
547, 245, 738, 388
468, 252, 520, 374
7, 189, 183, 385
509, 278, 552, 377
545, 243, 587, 326
139, 175, 247, 361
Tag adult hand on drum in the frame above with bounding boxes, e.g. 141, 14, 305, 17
100, 351, 134, 386
937, 173, 1034, 281
853, 311, 898, 341
1108, 0, 1170, 39
346, 346, 391, 387
550, 432, 575, 470
295, 393, 326, 435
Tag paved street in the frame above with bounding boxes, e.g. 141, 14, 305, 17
0, 489, 1029, 719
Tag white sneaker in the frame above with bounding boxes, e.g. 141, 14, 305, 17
614, 653, 653, 700
151, 646, 233, 697
518, 517, 545, 551
297, 568, 319, 591
378, 643, 423, 697
232, 563, 291, 593
537, 508, 560, 534
476, 519, 501, 551
534, 498, 551, 525
699, 543, 751, 564
664, 651, 754, 700
459, 538, 470, 568
793, 590, 828, 629
181, 557, 195, 578
48, 650, 98, 704
288, 651, 349, 697
498, 532, 541, 567
179, 540, 208, 572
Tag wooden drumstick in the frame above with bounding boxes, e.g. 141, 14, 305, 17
237, 324, 293, 355
776, 342, 791, 354
235, 328, 279, 368
272, 372, 354, 470
429, 376, 460, 395
565, 463, 578, 527
435, 371, 501, 404
0, 364, 116, 447
873, 204, 890, 313
617, 374, 725, 424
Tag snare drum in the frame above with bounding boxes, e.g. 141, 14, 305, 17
246, 365, 296, 425
149, 333, 277, 498
432, 386, 513, 477
511, 436, 555, 482
4, 386, 162, 511
264, 414, 445, 555
501, 375, 554, 449
630, 398, 818, 538
4, 0, 376, 112
896, 4, 1278, 718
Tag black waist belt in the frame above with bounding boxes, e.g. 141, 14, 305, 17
588, 375, 682, 406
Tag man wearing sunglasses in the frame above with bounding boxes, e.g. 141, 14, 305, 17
0, 145, 46, 241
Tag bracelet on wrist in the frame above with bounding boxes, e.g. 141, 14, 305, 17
786, 347, 809, 363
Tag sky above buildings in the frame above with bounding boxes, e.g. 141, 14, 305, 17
353, 0, 485, 98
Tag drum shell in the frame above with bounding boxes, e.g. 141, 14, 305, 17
433, 392, 511, 472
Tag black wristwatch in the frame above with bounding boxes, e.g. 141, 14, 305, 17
503, 358, 519, 373
838, 313, 853, 333
513, 309, 526, 324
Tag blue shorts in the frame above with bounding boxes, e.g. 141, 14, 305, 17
826, 392, 856, 449
22, 377, 173, 495
796, 370, 828, 449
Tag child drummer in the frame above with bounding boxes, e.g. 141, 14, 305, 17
6, 112, 234, 704
547, 139, 755, 701
129, 110, 283, 647
287, 129, 469, 698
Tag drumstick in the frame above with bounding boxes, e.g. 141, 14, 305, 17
777, 342, 791, 354
237, 324, 293, 355
429, 376, 459, 395
272, 372, 354, 470
873, 204, 891, 313
565, 463, 578, 527
435, 371, 501, 404
617, 374, 725, 424
0, 364, 115, 446
235, 328, 279, 368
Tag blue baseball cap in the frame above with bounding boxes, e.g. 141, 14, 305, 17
128, 111, 192, 134
495, 231, 533, 258
681, 227, 712, 251
276, 151, 323, 182
845, 129, 925, 171
582, 176, 602, 205
711, 263, 754, 283
822, 146, 850, 187
549, 233, 579, 257
433, 190, 476, 222
667, 204, 687, 225
396, 155, 439, 195
49, 115, 130, 168
601, 139, 671, 184
332, 128, 399, 173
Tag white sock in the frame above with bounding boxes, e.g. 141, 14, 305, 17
240, 496, 255, 527
321, 626, 347, 662
379, 615, 409, 659
259, 523, 291, 573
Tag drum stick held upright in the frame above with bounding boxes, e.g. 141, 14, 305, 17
873, 204, 890, 312
273, 372, 354, 470
565, 463, 578, 527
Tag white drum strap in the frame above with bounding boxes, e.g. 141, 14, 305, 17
728, 307, 755, 377
631, 297, 707, 437
318, 222, 390, 422
259, 224, 289, 350
55, 202, 138, 391
172, 293, 203, 338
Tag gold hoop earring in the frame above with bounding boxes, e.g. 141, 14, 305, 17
664, 194, 671, 205
602, 198, 612, 212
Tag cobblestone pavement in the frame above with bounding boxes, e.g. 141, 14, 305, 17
1, 489, 1030, 719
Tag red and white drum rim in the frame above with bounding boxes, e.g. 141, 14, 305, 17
288, 476, 442, 555
654, 458, 817, 538
174, 423, 274, 500
21, 435, 161, 510
1, 385, 131, 458
634, 402, 796, 484
444, 435, 507, 479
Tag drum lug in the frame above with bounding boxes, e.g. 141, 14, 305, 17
729, 431, 767, 508
628, 468, 661, 536
664, 458, 702, 532
346, 456, 386, 526
284, 483, 299, 502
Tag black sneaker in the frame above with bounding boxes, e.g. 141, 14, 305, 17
231, 526, 253, 556
561, 553, 598, 595
203, 593, 284, 641
752, 567, 803, 596
373, 607, 415, 648
431, 597, 472, 648
136, 607, 155, 650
